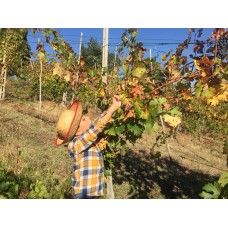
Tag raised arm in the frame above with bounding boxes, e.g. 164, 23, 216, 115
68, 95, 121, 155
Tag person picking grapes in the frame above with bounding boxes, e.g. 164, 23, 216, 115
55, 95, 121, 199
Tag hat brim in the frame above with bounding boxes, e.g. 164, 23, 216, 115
55, 101, 82, 146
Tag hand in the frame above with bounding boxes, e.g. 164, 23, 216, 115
108, 95, 122, 113
112, 95, 122, 109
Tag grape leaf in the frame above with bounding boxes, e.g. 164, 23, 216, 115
195, 80, 203, 98
158, 97, 167, 104
149, 106, 159, 117
122, 61, 129, 75
145, 122, 158, 134
139, 110, 149, 120
127, 123, 143, 136
201, 87, 215, 99
115, 125, 125, 135
169, 106, 182, 116
0, 181, 10, 193
134, 100, 143, 116
149, 99, 159, 106
104, 127, 116, 136
199, 182, 221, 199
131, 63, 147, 78
218, 172, 228, 188
163, 114, 181, 128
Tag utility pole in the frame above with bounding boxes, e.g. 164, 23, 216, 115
77, 32, 83, 64
114, 46, 117, 68
72, 32, 84, 103
149, 48, 155, 84
149, 48, 153, 72
102, 28, 109, 84
102, 28, 114, 199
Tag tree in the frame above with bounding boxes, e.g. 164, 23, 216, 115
81, 37, 115, 71
0, 28, 31, 77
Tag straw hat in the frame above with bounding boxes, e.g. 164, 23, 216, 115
55, 101, 83, 146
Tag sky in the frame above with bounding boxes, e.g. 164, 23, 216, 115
28, 28, 216, 62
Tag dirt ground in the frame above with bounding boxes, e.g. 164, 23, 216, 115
0, 99, 227, 198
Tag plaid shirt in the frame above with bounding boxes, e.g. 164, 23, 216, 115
67, 111, 108, 198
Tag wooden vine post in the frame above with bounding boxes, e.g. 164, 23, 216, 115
102, 28, 115, 199
0, 42, 7, 101
159, 115, 172, 160
39, 59, 42, 111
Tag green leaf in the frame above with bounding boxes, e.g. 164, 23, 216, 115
158, 97, 167, 104
127, 123, 143, 136
104, 169, 112, 177
201, 87, 215, 99
102, 67, 108, 74
131, 63, 147, 78
65, 178, 72, 185
218, 172, 228, 188
222, 74, 228, 81
149, 106, 159, 117
169, 106, 182, 116
149, 99, 159, 106
213, 65, 221, 76
122, 62, 129, 75
6, 183, 19, 198
115, 125, 125, 135
195, 80, 203, 98
134, 100, 143, 116
104, 127, 116, 136
145, 122, 158, 134
0, 181, 10, 193
37, 52, 45, 60
199, 182, 221, 199
0, 167, 5, 180
88, 69, 96, 77
8, 183, 19, 196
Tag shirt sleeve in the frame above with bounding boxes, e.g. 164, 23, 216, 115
68, 111, 108, 156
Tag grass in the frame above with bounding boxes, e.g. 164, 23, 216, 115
0, 99, 227, 198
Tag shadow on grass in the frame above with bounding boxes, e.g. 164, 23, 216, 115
112, 150, 220, 199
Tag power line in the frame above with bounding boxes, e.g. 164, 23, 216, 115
28, 41, 215, 47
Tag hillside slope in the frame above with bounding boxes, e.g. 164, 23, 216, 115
0, 99, 227, 198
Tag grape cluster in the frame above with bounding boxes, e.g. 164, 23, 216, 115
217, 33, 228, 59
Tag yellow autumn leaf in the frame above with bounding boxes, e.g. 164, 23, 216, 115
51, 44, 57, 50
207, 97, 220, 106
194, 59, 207, 77
64, 75, 70, 82
131, 63, 148, 78
139, 110, 149, 120
98, 88, 105, 97
181, 90, 192, 100
207, 84, 228, 106
208, 90, 228, 106
97, 138, 108, 151
128, 78, 138, 86
53, 63, 64, 76
217, 92, 228, 101
163, 114, 181, 128
193, 57, 213, 77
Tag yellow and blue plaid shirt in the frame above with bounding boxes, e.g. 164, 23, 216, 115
67, 111, 108, 198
